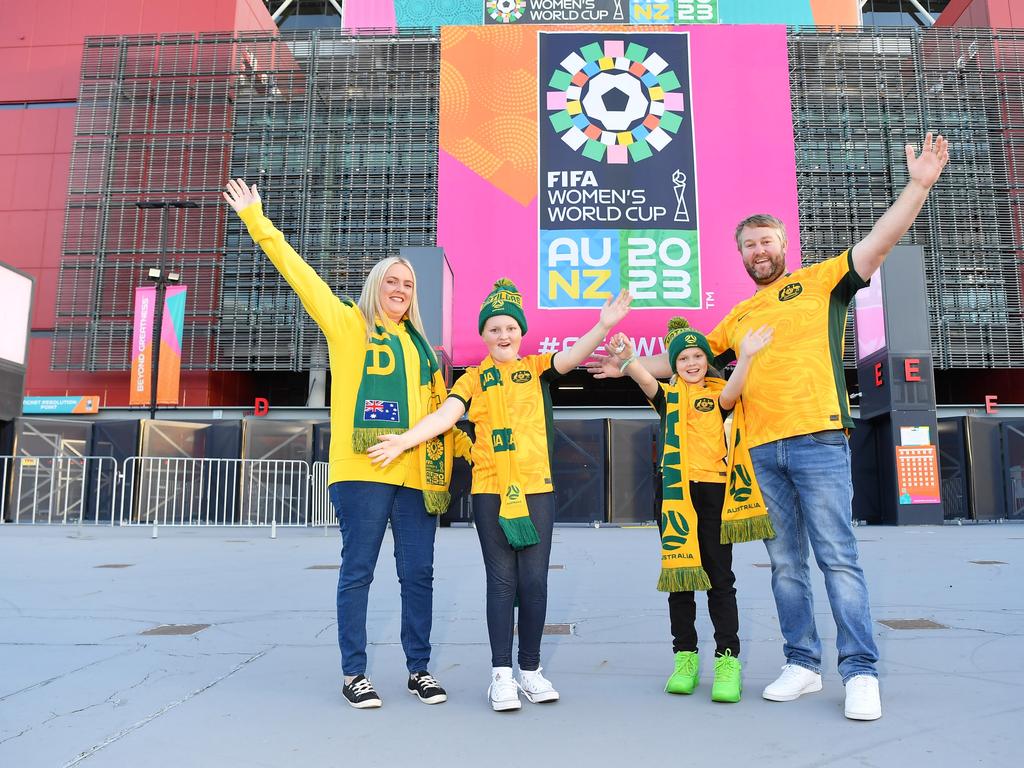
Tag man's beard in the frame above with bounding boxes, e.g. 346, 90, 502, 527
745, 254, 786, 286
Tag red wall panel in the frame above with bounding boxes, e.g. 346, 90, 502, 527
6, 1, 277, 406
12, 154, 55, 211
0, 156, 16, 210
3, 211, 49, 269
17, 110, 62, 154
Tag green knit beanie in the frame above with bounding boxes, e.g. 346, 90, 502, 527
666, 317, 713, 371
478, 278, 528, 335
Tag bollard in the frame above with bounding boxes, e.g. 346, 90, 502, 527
271, 519, 277, 539
151, 523, 158, 539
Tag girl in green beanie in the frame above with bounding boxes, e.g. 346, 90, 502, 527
609, 317, 772, 703
369, 278, 631, 711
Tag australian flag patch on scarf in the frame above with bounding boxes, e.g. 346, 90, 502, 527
362, 399, 400, 422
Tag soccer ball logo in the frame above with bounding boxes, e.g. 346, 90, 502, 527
546, 39, 686, 164
488, 0, 527, 23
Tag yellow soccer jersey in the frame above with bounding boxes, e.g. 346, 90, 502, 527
649, 378, 729, 483
706, 250, 867, 448
449, 354, 561, 495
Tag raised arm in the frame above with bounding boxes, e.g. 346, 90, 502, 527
553, 290, 632, 374
718, 326, 772, 411
851, 133, 949, 281
366, 397, 466, 468
584, 351, 672, 380
607, 332, 659, 400
223, 179, 343, 331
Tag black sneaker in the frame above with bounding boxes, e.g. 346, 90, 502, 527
343, 674, 382, 709
407, 671, 448, 704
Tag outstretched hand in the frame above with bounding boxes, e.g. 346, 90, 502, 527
599, 290, 633, 330
584, 354, 623, 380
738, 325, 773, 359
222, 178, 261, 213
906, 132, 949, 190
366, 434, 408, 468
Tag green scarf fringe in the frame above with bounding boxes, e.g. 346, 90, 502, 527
499, 515, 540, 551
720, 515, 776, 545
657, 566, 712, 593
424, 490, 451, 516
352, 427, 398, 454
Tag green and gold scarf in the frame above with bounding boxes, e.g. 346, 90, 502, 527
479, 355, 539, 550
352, 318, 453, 514
657, 380, 774, 592
658, 382, 713, 592
721, 399, 775, 543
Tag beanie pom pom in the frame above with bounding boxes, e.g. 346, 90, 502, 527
493, 277, 518, 291
667, 316, 691, 333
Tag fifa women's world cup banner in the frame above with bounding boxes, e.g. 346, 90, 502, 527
439, 24, 801, 364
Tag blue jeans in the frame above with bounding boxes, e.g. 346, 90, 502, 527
472, 492, 555, 670
749, 431, 879, 682
329, 481, 437, 677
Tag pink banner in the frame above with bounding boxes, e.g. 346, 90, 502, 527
130, 286, 155, 406
439, 24, 800, 365
129, 285, 187, 407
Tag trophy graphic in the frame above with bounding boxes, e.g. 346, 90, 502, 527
672, 170, 689, 223
613, 1, 626, 21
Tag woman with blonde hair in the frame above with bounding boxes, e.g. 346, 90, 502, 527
224, 179, 461, 710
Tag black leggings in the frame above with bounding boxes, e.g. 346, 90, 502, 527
472, 492, 555, 670
662, 481, 740, 657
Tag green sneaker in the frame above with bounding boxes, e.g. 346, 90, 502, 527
711, 650, 742, 703
665, 651, 700, 695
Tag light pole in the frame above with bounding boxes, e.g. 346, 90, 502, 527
134, 200, 197, 420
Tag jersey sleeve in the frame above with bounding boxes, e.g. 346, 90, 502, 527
237, 202, 362, 339
532, 352, 563, 382
449, 369, 478, 409
806, 250, 869, 305
647, 381, 670, 418
706, 315, 737, 368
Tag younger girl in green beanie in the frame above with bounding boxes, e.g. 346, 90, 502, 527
369, 279, 631, 711
608, 318, 773, 703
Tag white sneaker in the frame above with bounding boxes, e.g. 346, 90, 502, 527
488, 667, 521, 711
762, 664, 823, 702
844, 675, 882, 720
518, 667, 560, 704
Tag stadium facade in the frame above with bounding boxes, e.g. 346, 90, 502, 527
4, 0, 1021, 411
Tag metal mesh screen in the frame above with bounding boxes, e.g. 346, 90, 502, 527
55, 29, 439, 372
55, 26, 1024, 371
790, 26, 1024, 368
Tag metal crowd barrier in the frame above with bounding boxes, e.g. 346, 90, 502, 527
310, 461, 335, 528
0, 455, 119, 525
120, 457, 310, 526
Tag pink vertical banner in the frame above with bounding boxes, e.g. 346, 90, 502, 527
129, 285, 187, 407
157, 285, 187, 405
129, 286, 156, 406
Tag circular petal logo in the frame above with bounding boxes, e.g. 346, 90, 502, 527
487, 0, 527, 23
546, 39, 686, 165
